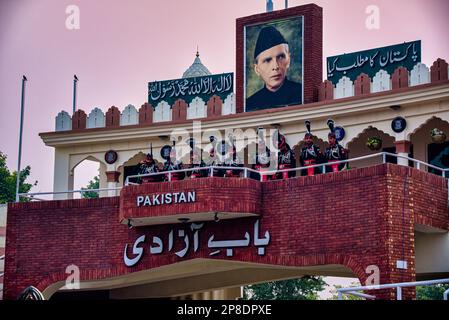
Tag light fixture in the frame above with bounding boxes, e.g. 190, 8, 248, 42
214, 212, 220, 223
178, 217, 190, 224
127, 219, 133, 229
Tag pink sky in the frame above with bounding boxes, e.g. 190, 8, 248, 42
1, 0, 449, 193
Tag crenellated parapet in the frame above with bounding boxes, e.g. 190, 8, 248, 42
318, 59, 449, 102
54, 59, 449, 132
55, 93, 235, 131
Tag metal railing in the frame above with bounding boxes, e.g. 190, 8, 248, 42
125, 165, 261, 185
18, 152, 449, 200
0, 254, 4, 298
0, 254, 4, 278
18, 187, 122, 201
337, 278, 449, 300
125, 152, 449, 185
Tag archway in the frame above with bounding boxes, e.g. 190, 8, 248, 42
120, 152, 163, 185
72, 156, 103, 198
40, 259, 360, 300
346, 127, 395, 170
409, 117, 449, 175
292, 136, 327, 171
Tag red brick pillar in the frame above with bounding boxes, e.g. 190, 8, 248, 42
380, 166, 416, 299
318, 80, 334, 101
106, 171, 120, 183
394, 140, 411, 167
106, 106, 121, 127
430, 58, 448, 83
139, 103, 153, 125
354, 73, 371, 96
392, 67, 409, 90
207, 95, 223, 117
172, 99, 187, 121
72, 109, 87, 130
106, 171, 121, 197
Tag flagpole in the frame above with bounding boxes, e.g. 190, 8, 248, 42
73, 74, 78, 114
15, 75, 27, 202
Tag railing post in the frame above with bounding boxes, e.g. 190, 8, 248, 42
322, 164, 326, 174
168, 172, 172, 182
244, 168, 248, 178
382, 153, 386, 164
210, 167, 214, 177
396, 287, 402, 300
444, 288, 449, 300
417, 162, 420, 170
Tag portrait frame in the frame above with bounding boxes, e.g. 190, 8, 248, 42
236, 4, 323, 113
244, 16, 304, 112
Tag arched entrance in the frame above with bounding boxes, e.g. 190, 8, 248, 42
69, 156, 105, 198
409, 117, 449, 175
346, 127, 396, 169
41, 259, 359, 300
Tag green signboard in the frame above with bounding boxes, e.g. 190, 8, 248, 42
327, 40, 421, 84
148, 73, 233, 107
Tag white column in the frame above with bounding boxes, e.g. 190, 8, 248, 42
53, 148, 74, 200
99, 162, 108, 197
107, 182, 118, 197
397, 153, 409, 166
105, 168, 121, 197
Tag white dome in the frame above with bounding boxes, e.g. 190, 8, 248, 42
182, 51, 211, 78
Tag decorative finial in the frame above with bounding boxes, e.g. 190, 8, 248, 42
196, 45, 199, 58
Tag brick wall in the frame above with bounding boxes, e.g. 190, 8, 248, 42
120, 177, 261, 222
4, 164, 448, 300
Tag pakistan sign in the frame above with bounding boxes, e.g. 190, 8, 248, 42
327, 40, 421, 84
148, 73, 233, 106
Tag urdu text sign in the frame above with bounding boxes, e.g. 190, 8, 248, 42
327, 40, 421, 84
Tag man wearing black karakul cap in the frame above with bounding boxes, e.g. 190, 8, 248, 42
246, 25, 302, 111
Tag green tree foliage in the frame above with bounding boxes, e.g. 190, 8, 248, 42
81, 176, 100, 199
243, 276, 326, 300
416, 284, 449, 300
0, 151, 37, 203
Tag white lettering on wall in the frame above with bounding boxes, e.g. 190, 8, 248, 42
136, 191, 196, 207
124, 235, 146, 267
123, 220, 271, 266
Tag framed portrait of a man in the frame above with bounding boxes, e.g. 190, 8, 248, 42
244, 16, 304, 112
236, 4, 322, 113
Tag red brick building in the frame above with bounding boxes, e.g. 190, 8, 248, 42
3, 4, 449, 300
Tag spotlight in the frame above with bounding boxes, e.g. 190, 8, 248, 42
127, 219, 133, 229
390, 105, 401, 111
214, 212, 220, 223
178, 217, 190, 224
